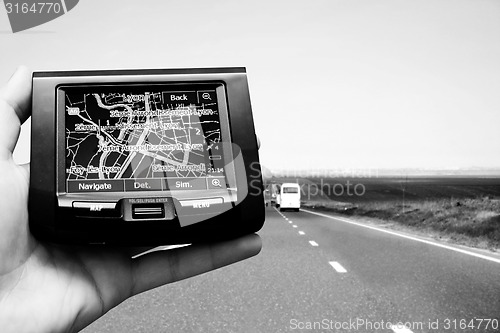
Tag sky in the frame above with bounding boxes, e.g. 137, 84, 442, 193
1, 0, 499, 172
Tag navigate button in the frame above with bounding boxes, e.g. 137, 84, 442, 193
68, 179, 124, 193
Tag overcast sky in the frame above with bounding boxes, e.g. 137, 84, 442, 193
1, 0, 499, 171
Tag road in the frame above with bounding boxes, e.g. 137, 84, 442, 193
82, 207, 500, 333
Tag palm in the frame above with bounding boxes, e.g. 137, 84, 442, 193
0, 67, 261, 333
0, 159, 133, 332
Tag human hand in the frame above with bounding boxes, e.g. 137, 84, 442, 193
0, 66, 262, 333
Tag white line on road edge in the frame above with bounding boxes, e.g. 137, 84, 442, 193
292, 225, 298, 228
289, 221, 293, 224
390, 325, 414, 333
309, 241, 319, 246
299, 231, 305, 235
328, 261, 347, 273
301, 209, 500, 265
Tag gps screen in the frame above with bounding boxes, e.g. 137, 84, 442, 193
63, 84, 230, 193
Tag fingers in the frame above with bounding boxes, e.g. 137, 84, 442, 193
0, 66, 32, 124
0, 66, 32, 157
130, 234, 262, 296
19, 163, 30, 183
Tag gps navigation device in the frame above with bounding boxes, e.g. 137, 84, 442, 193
29, 67, 265, 245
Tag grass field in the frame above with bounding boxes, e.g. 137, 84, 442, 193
268, 177, 500, 250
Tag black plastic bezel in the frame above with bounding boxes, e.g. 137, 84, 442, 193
29, 67, 264, 245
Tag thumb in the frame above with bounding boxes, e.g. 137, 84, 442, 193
0, 66, 32, 157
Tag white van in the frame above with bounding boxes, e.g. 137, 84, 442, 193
279, 183, 301, 211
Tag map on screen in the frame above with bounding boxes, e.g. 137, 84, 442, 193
64, 85, 227, 193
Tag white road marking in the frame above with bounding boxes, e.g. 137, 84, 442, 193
292, 225, 298, 228
390, 325, 414, 333
289, 221, 292, 224
298, 231, 305, 235
329, 261, 347, 273
301, 209, 500, 265
309, 241, 319, 246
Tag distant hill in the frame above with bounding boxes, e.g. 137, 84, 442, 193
269, 168, 500, 178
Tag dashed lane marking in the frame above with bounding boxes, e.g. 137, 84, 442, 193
390, 325, 414, 333
301, 209, 500, 265
328, 261, 347, 273
274, 208, 351, 275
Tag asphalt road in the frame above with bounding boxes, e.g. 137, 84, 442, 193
82, 207, 500, 333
